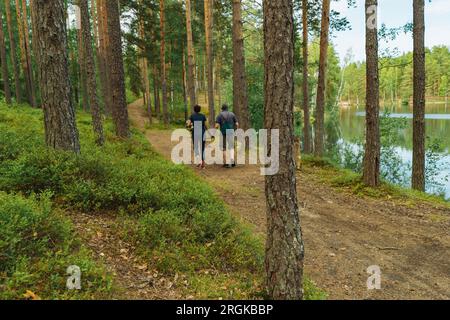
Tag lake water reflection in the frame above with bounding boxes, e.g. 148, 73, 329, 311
339, 102, 450, 199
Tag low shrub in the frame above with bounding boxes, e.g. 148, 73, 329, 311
0, 192, 112, 299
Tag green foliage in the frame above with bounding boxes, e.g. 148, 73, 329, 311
0, 192, 112, 300
303, 151, 450, 208
303, 278, 328, 300
342, 46, 450, 103
0, 102, 328, 299
0, 102, 278, 299
426, 138, 450, 197
379, 112, 409, 186
336, 112, 411, 187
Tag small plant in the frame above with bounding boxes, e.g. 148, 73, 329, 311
426, 138, 450, 197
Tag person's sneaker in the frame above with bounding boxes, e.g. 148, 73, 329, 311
231, 163, 236, 168
224, 164, 232, 169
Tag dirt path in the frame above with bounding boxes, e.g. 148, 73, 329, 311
128, 100, 450, 300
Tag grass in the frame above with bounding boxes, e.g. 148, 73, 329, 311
0, 101, 326, 300
302, 155, 450, 209
0, 192, 113, 300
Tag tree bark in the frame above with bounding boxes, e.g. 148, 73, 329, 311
314, 0, 330, 157
79, 0, 104, 146
143, 58, 152, 122
185, 0, 196, 111
204, 0, 215, 126
15, 0, 33, 106
0, 6, 12, 104
138, 2, 152, 124
412, 0, 426, 191
263, 0, 304, 300
33, 0, 80, 153
97, 0, 111, 114
216, 57, 222, 107
153, 64, 161, 117
91, 0, 99, 57
363, 0, 381, 187
301, 0, 312, 153
21, 0, 36, 107
77, 26, 89, 111
182, 47, 188, 121
232, 0, 250, 130
105, 0, 129, 138
160, 0, 168, 125
4, 0, 21, 102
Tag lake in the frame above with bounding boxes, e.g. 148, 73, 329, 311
339, 101, 450, 200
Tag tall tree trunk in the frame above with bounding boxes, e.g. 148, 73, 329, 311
182, 47, 188, 121
78, 27, 89, 111
138, 3, 152, 124
185, 0, 196, 111
5, 0, 21, 102
153, 64, 161, 117
263, 0, 304, 300
143, 58, 152, 122
412, 0, 426, 191
314, 0, 330, 157
363, 0, 381, 187
0, 7, 12, 104
91, 0, 99, 58
302, 0, 312, 153
15, 0, 33, 106
160, 0, 168, 125
29, 0, 39, 70
33, 0, 80, 152
105, 0, 129, 138
21, 0, 36, 107
232, 0, 250, 130
216, 57, 222, 107
69, 49, 79, 106
97, 0, 111, 114
204, 0, 215, 126
79, 0, 104, 146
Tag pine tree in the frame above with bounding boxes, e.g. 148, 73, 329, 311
33, 0, 80, 152
314, 0, 330, 157
79, 0, 104, 146
363, 0, 381, 187
412, 0, 426, 191
105, 0, 129, 138
263, 0, 304, 300
0, 6, 12, 104
232, 0, 250, 130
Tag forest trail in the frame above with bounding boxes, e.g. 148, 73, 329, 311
128, 99, 450, 300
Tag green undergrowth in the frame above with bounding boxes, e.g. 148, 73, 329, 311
0, 102, 325, 300
0, 192, 113, 299
302, 155, 450, 209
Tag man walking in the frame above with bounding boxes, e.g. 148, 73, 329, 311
186, 105, 208, 169
215, 104, 239, 168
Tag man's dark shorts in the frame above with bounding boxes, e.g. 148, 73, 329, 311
221, 132, 235, 151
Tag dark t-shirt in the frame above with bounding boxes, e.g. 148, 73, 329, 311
216, 111, 237, 135
189, 113, 207, 136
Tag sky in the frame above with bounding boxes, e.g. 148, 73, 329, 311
331, 0, 450, 64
